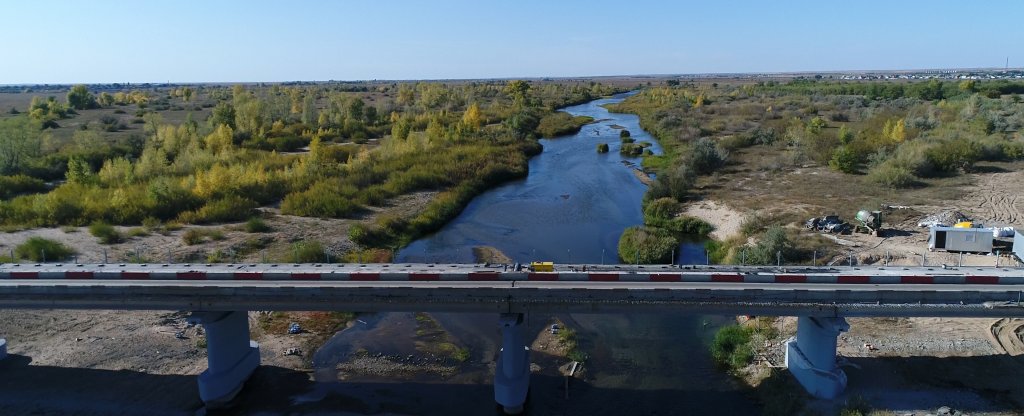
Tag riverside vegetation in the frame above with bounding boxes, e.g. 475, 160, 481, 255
608, 78, 1024, 264
0, 80, 622, 256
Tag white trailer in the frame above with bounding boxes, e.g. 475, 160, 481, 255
1013, 230, 1024, 264
927, 226, 993, 253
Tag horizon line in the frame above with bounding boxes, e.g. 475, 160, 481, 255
2, 66, 1020, 87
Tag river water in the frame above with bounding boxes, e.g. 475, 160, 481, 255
309, 93, 758, 415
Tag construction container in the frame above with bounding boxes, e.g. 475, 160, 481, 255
928, 226, 993, 253
530, 261, 554, 272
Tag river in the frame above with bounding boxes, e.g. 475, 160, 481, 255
308, 93, 759, 415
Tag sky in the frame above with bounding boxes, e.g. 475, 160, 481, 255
1, 0, 1022, 84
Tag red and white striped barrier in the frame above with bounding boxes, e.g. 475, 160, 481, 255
1, 265, 1022, 284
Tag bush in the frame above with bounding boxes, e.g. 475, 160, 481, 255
867, 163, 916, 188
89, 222, 124, 244
646, 164, 695, 202
181, 228, 225, 245
738, 226, 791, 265
711, 324, 753, 370
620, 136, 635, 144
182, 229, 204, 245
620, 143, 643, 156
643, 197, 680, 223
0, 175, 47, 199
15, 237, 75, 262
688, 137, 727, 174
535, 113, 593, 137
619, 129, 631, 138
668, 216, 715, 235
290, 241, 330, 263
828, 146, 859, 173
618, 226, 678, 264
178, 196, 258, 224
597, 143, 609, 153
245, 217, 271, 233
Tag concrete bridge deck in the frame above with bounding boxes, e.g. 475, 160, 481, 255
1, 262, 1022, 410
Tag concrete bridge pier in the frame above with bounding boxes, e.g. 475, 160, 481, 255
784, 316, 849, 399
189, 311, 260, 408
494, 313, 530, 414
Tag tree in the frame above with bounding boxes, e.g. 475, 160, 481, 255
958, 80, 976, 93
204, 124, 234, 154
883, 118, 906, 142
806, 116, 827, 134
462, 103, 482, 131
66, 85, 97, 110
689, 137, 727, 174
0, 117, 42, 174
65, 156, 95, 185
98, 92, 115, 107
837, 125, 854, 144
210, 102, 236, 129
828, 146, 858, 173
504, 80, 531, 104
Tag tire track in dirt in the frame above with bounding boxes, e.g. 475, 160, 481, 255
962, 171, 1024, 227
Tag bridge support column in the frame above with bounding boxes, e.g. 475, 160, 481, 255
189, 311, 260, 408
785, 316, 849, 399
494, 313, 530, 414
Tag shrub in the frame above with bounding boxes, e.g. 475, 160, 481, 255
178, 196, 258, 224
643, 197, 680, 223
0, 175, 47, 199
620, 143, 643, 156
245, 217, 271, 233
182, 228, 225, 245
669, 216, 715, 235
867, 163, 916, 188
89, 222, 124, 244
828, 146, 859, 173
15, 237, 75, 262
620, 136, 635, 144
290, 241, 330, 263
535, 113, 593, 137
689, 137, 727, 174
127, 227, 149, 237
597, 143, 609, 153
738, 226, 791, 265
711, 324, 753, 370
182, 229, 204, 245
617, 226, 678, 264
619, 129, 631, 138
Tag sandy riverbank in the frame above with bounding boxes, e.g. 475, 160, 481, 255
681, 200, 744, 240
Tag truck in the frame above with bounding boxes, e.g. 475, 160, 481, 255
927, 226, 993, 253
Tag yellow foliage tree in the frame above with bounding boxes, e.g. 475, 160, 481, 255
462, 103, 482, 131
204, 124, 234, 154
883, 118, 906, 142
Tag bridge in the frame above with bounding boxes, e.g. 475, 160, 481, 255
1, 262, 1023, 413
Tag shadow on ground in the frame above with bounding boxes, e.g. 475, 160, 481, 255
1, 353, 1021, 415
787, 354, 1024, 416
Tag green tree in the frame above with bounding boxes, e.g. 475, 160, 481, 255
504, 80, 531, 105
828, 146, 858, 173
65, 156, 95, 185
837, 125, 854, 144
806, 116, 827, 134
210, 102, 237, 129
98, 92, 115, 107
462, 103, 482, 132
66, 85, 97, 110
0, 117, 42, 175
